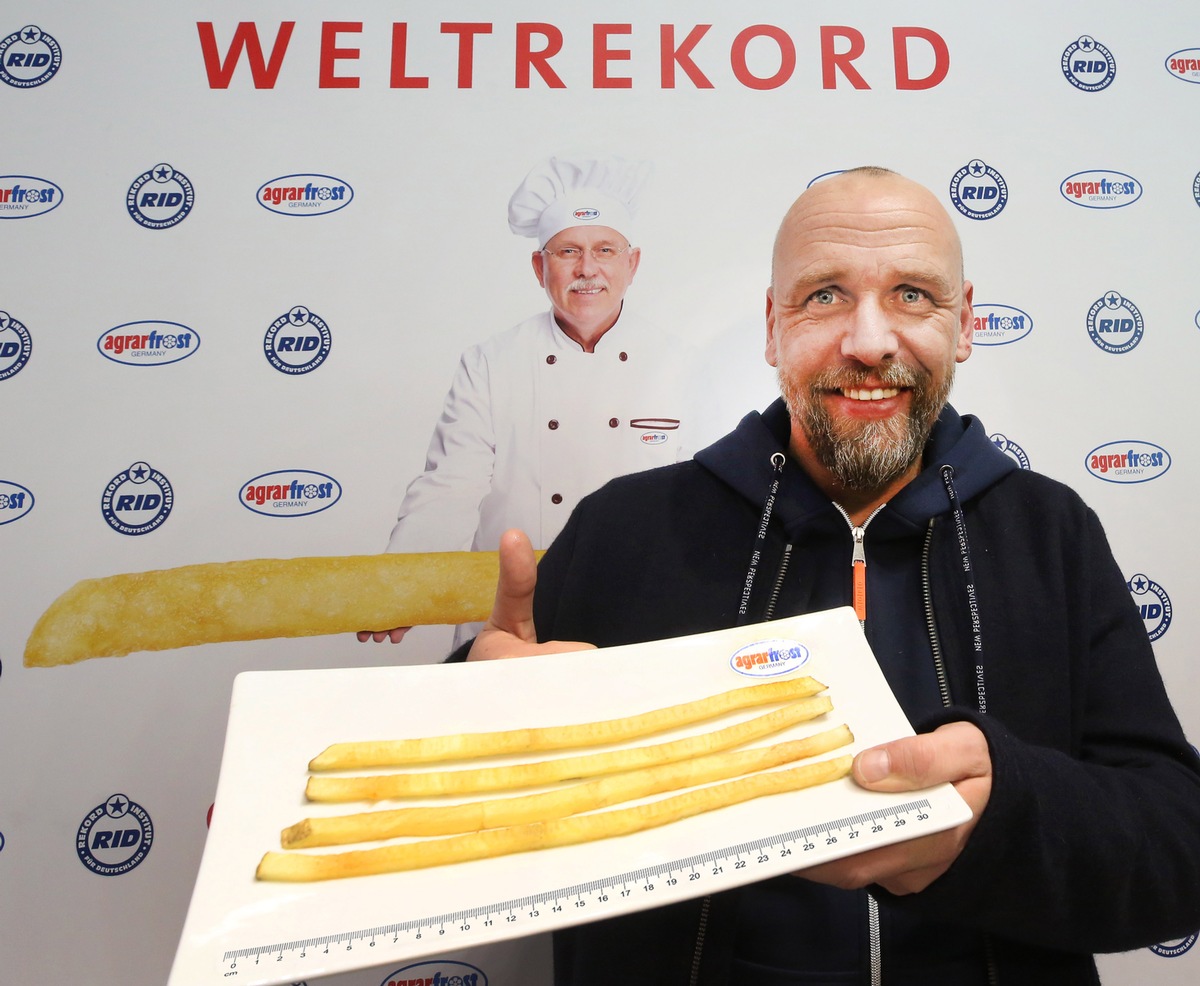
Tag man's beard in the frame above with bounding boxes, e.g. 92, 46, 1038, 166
779, 362, 953, 494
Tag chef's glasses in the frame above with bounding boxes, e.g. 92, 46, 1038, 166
540, 243, 631, 264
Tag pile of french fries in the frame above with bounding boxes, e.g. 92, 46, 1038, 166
256, 677, 854, 882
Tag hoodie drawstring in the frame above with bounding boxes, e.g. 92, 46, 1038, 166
737, 452, 786, 626
940, 464, 989, 717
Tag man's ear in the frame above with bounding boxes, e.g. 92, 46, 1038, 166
531, 249, 546, 289
765, 287, 779, 367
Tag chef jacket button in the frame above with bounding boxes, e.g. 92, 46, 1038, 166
546, 354, 557, 364
548, 419, 559, 430
551, 493, 563, 504
619, 351, 628, 361
608, 418, 620, 428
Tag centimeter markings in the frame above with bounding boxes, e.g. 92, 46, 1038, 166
222, 798, 934, 968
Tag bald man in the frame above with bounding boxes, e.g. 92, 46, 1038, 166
468, 168, 1200, 985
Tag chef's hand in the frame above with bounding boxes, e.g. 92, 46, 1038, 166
797, 721, 991, 895
356, 627, 410, 643
468, 529, 596, 661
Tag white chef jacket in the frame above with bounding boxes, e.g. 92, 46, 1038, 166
386, 308, 696, 641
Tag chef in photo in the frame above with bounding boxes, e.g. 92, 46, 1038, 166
362, 154, 697, 647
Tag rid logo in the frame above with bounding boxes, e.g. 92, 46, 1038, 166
1085, 441, 1170, 485
1087, 291, 1144, 354
0, 174, 62, 218
380, 960, 487, 986
239, 469, 342, 517
98, 320, 199, 366
1128, 573, 1172, 641
257, 173, 353, 216
127, 163, 195, 229
949, 159, 1008, 220
0, 310, 33, 378
1151, 933, 1198, 958
972, 304, 1032, 346
1060, 35, 1116, 91
1165, 48, 1200, 84
76, 794, 154, 876
988, 434, 1030, 470
265, 305, 332, 374
0, 25, 62, 88
0, 479, 34, 524
101, 461, 174, 534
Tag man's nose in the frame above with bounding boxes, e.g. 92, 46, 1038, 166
841, 298, 898, 365
574, 249, 600, 276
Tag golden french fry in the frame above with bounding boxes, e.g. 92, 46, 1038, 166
309, 676, 827, 771
257, 753, 855, 881
306, 695, 833, 803
284, 725, 853, 847
24, 551, 537, 667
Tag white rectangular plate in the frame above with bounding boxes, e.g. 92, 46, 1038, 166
169, 606, 971, 986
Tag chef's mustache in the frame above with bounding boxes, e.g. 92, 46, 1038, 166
811, 363, 927, 391
569, 279, 607, 292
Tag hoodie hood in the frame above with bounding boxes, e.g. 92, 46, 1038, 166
695, 397, 1018, 538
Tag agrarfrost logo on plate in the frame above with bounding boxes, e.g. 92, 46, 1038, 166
380, 959, 487, 986
0, 25, 62, 88
972, 304, 1032, 346
1087, 291, 1144, 354
0, 310, 33, 378
126, 163, 195, 229
1060, 170, 1142, 209
1128, 573, 1172, 642
240, 470, 341, 517
730, 638, 810, 677
257, 173, 353, 216
1165, 48, 1200, 84
1084, 441, 1171, 484
0, 174, 62, 218
988, 434, 1030, 470
97, 320, 200, 366
76, 794, 154, 876
264, 305, 332, 374
948, 159, 1008, 220
101, 461, 174, 534
0, 479, 34, 524
1060, 35, 1116, 91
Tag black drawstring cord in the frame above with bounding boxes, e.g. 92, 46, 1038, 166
737, 452, 786, 626
940, 464, 988, 716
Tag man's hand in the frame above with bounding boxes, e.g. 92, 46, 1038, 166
357, 627, 410, 643
467, 529, 596, 661
798, 721, 991, 895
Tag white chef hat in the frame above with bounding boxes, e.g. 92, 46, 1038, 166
508, 154, 653, 248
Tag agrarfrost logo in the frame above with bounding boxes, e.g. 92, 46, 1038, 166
1060, 35, 1116, 91
1151, 933, 1198, 958
1165, 48, 1200, 84
264, 305, 332, 374
949, 159, 1007, 220
380, 960, 487, 986
1128, 573, 1172, 642
126, 163, 195, 229
1085, 441, 1171, 484
0, 174, 62, 218
1060, 170, 1142, 209
972, 304, 1032, 346
76, 794, 154, 876
1087, 291, 1144, 354
988, 434, 1030, 470
98, 320, 199, 366
101, 461, 174, 534
730, 638, 811, 678
257, 173, 353, 216
0, 25, 62, 88
0, 310, 32, 379
239, 470, 341, 517
0, 480, 34, 524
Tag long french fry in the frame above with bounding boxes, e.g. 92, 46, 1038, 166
306, 695, 833, 802
24, 551, 538, 667
284, 725, 853, 847
308, 676, 827, 771
257, 753, 855, 881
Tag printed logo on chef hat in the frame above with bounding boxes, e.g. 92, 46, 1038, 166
380, 959, 488, 986
0, 25, 62, 88
988, 434, 1030, 470
1127, 573, 1172, 641
1150, 932, 1197, 958
949, 160, 1007, 221
126, 163, 195, 229
1060, 35, 1116, 91
101, 461, 174, 535
76, 794, 154, 876
0, 310, 32, 379
264, 305, 332, 375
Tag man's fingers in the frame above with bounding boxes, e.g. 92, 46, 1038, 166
356, 628, 411, 643
852, 722, 991, 793
487, 529, 540, 644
